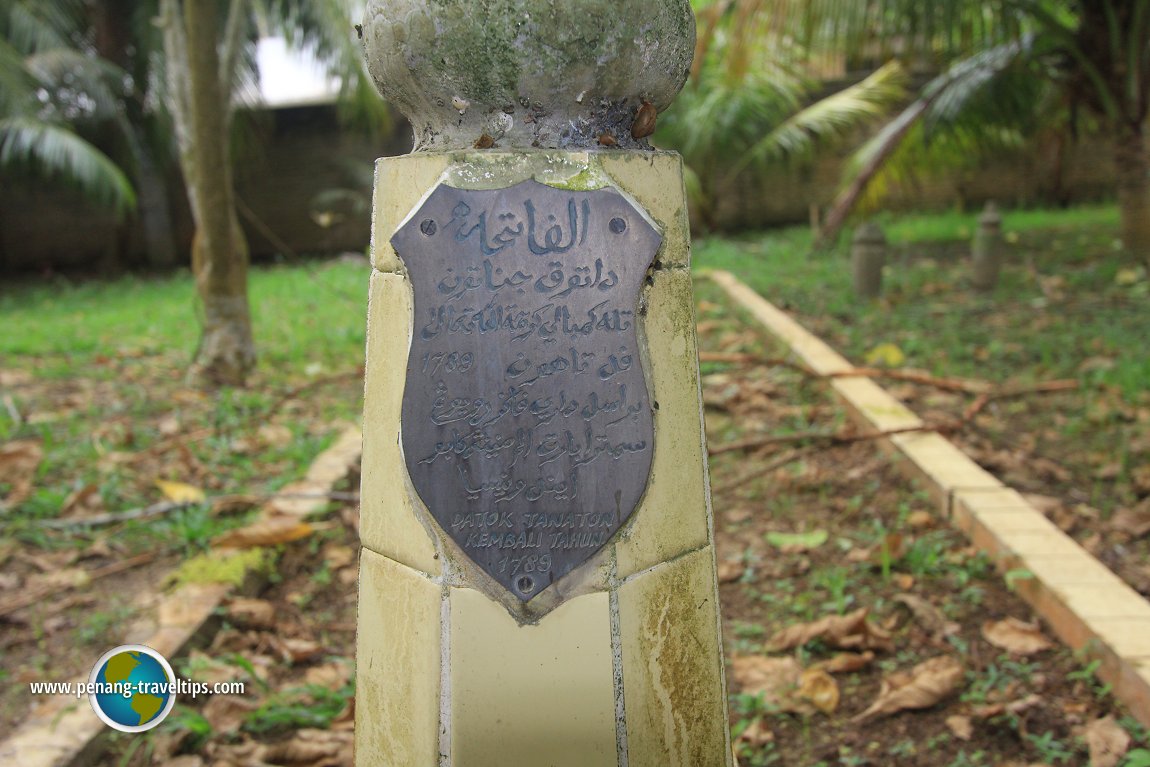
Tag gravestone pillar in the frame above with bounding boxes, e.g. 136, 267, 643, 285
972, 201, 1003, 291
852, 222, 887, 299
356, 3, 731, 766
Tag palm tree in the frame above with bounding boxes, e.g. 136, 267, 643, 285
761, 0, 1149, 264
0, 0, 136, 213
656, 1, 908, 228
156, 0, 381, 387
5, 0, 380, 385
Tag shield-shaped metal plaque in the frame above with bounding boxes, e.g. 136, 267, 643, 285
392, 179, 661, 601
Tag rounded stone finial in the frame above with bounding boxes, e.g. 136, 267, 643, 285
853, 222, 887, 245
978, 201, 1002, 228
362, 0, 696, 152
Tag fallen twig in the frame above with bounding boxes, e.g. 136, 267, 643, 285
697, 350, 1079, 399
714, 446, 822, 497
263, 369, 364, 421
32, 490, 360, 530
709, 424, 938, 457
830, 367, 990, 394
708, 377, 1076, 455
0, 552, 157, 618
38, 500, 194, 529
2, 394, 22, 427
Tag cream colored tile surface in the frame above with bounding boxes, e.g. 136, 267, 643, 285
355, 549, 442, 767
709, 271, 853, 376
619, 547, 732, 767
616, 269, 710, 577
1047, 580, 1150, 620
831, 377, 923, 431
449, 589, 617, 767
360, 271, 441, 575
1023, 554, 1135, 585
372, 155, 452, 272
1088, 618, 1150, 658
600, 152, 691, 268
889, 431, 1002, 494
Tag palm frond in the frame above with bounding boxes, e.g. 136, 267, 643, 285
820, 37, 1044, 243
24, 48, 128, 121
743, 59, 908, 167
1, 0, 83, 56
0, 115, 136, 213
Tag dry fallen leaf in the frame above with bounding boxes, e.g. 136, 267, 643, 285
305, 662, 353, 690
894, 593, 960, 641
946, 714, 973, 740
1083, 715, 1130, 767
60, 483, 103, 519
278, 636, 323, 663
730, 655, 802, 710
165, 757, 203, 767
202, 695, 259, 733
970, 693, 1043, 720
736, 718, 774, 748
226, 597, 277, 629
1110, 502, 1150, 539
262, 728, 354, 766
907, 510, 934, 529
211, 494, 261, 516
185, 650, 244, 686
717, 558, 744, 583
982, 617, 1054, 655
155, 479, 206, 504
213, 517, 314, 548
0, 439, 43, 508
258, 424, 294, 448
324, 544, 356, 570
767, 608, 894, 653
852, 655, 964, 722
797, 668, 840, 714
813, 651, 875, 675
730, 655, 838, 716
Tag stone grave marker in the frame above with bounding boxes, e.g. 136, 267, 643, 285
355, 2, 732, 765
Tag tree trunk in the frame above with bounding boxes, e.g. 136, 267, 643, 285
1114, 124, 1150, 269
182, 0, 254, 387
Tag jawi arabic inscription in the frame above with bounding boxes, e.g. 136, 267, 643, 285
392, 179, 661, 601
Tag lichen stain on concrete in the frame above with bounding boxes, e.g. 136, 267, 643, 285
363, 0, 695, 150
362, 573, 431, 764
638, 562, 717, 764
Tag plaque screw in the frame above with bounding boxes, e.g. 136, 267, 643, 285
516, 575, 535, 595
609, 217, 628, 234
420, 219, 438, 236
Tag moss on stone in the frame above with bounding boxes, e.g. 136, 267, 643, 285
167, 549, 270, 588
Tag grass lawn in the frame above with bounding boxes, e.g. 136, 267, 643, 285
1, 202, 1147, 760
695, 203, 1150, 516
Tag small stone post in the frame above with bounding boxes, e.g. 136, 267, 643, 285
355, 3, 732, 766
972, 201, 1003, 291
851, 222, 887, 299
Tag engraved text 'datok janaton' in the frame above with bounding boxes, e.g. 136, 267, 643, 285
391, 180, 661, 601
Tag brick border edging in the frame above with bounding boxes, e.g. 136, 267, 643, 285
707, 270, 1150, 727
0, 427, 363, 767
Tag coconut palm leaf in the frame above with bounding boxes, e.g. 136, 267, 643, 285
741, 59, 908, 167
0, 115, 136, 211
819, 37, 1044, 243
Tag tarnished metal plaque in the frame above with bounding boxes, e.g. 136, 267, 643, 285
392, 179, 661, 601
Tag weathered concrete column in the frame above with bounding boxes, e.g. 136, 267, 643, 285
972, 201, 1003, 291
852, 222, 887, 299
355, 3, 731, 766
